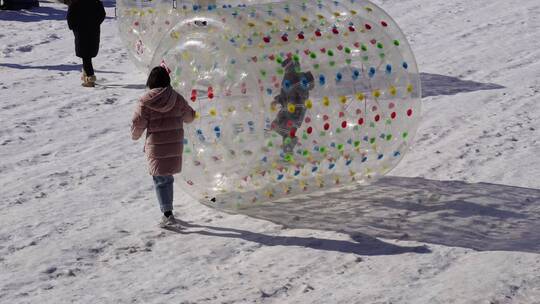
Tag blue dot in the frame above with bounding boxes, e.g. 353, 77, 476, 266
329, 163, 335, 169
369, 67, 376, 78
277, 174, 284, 180
378, 154, 384, 160
394, 151, 401, 157
312, 166, 318, 172
346, 160, 353, 166
352, 70, 360, 80
386, 64, 392, 74
362, 157, 368, 162
336, 72, 343, 82
319, 75, 326, 86
403, 62, 409, 69
266, 88, 273, 95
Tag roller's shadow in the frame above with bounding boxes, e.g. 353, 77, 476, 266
420, 72, 504, 98
232, 177, 540, 253
167, 221, 431, 256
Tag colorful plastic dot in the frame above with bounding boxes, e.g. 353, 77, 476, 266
305, 99, 313, 109
391, 112, 397, 119
374, 114, 380, 122
323, 96, 330, 106
407, 109, 413, 116
324, 123, 330, 130
339, 96, 347, 104
288, 103, 296, 113
341, 121, 348, 128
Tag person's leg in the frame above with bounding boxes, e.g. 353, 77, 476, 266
82, 57, 95, 77
152, 175, 174, 214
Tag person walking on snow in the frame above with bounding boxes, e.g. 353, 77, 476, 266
66, 0, 105, 87
131, 67, 196, 228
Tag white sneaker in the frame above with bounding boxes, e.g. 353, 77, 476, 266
159, 214, 177, 228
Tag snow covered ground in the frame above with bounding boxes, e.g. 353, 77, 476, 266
1, 0, 540, 303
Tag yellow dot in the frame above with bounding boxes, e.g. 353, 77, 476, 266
209, 108, 217, 116
317, 14, 325, 20
389, 86, 397, 96
248, 22, 255, 27
301, 16, 308, 22
339, 96, 347, 104
407, 84, 414, 93
305, 99, 313, 109
195, 112, 201, 119
323, 96, 330, 107
350, 10, 357, 15
287, 103, 296, 113
356, 93, 365, 101
373, 90, 381, 98
333, 12, 341, 17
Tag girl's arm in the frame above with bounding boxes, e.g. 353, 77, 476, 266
131, 103, 148, 140
178, 95, 196, 123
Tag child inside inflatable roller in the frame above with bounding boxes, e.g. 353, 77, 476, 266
271, 57, 315, 154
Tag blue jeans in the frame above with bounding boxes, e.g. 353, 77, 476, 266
153, 175, 174, 213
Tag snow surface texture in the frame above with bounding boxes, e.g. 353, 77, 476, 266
1, 0, 540, 303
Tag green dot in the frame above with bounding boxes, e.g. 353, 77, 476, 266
345, 47, 351, 54
314, 64, 320, 69
403, 132, 409, 139
361, 44, 368, 51
267, 141, 274, 147
393, 40, 400, 46
379, 53, 386, 59
276, 56, 283, 64
284, 154, 294, 162
336, 128, 342, 134
370, 137, 376, 144
260, 70, 267, 77
310, 52, 317, 59
327, 50, 334, 56
377, 42, 384, 49
329, 61, 336, 67
302, 133, 308, 140
320, 147, 327, 153
386, 119, 392, 125
354, 141, 360, 147
277, 67, 284, 75
346, 59, 352, 65
303, 150, 309, 156
284, 137, 292, 145
337, 144, 344, 151
386, 134, 393, 141
362, 56, 369, 61
293, 54, 300, 62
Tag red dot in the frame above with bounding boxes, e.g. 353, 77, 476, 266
307, 126, 313, 134
324, 123, 330, 130
407, 109, 413, 116
290, 128, 297, 138
287, 120, 293, 128
365, 24, 372, 30
356, 109, 362, 115
323, 114, 329, 121
305, 117, 311, 123
358, 118, 364, 125
381, 21, 388, 27
372, 106, 378, 112
332, 28, 339, 34
339, 111, 345, 118
391, 112, 397, 119
281, 35, 288, 42
341, 121, 348, 128
374, 114, 380, 122
208, 93, 214, 99
263, 36, 271, 43
315, 30, 322, 37
297, 33, 305, 40
349, 26, 356, 32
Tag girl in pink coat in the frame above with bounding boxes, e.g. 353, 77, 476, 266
131, 67, 196, 227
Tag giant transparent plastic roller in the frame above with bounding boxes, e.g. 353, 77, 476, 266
117, 0, 422, 210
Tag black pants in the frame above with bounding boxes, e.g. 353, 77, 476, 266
82, 57, 94, 76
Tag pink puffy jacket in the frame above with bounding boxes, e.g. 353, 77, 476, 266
131, 86, 195, 176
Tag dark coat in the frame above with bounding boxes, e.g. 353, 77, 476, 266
272, 69, 314, 136
67, 0, 105, 58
